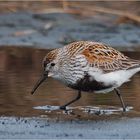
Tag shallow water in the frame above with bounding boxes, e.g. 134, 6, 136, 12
0, 47, 140, 119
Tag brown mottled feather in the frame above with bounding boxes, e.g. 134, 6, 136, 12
80, 42, 140, 72
64, 41, 140, 72
42, 41, 140, 72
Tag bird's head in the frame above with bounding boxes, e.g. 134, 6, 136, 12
31, 49, 59, 95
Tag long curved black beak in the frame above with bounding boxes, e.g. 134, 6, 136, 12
31, 71, 48, 95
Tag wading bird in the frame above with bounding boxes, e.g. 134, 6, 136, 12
31, 41, 140, 111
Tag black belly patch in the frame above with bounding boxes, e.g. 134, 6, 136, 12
69, 74, 112, 92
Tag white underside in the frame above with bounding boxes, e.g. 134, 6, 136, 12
90, 67, 140, 93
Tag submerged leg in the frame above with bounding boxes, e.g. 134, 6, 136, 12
60, 90, 81, 110
114, 88, 126, 112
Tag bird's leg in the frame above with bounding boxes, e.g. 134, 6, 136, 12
114, 88, 126, 112
60, 90, 81, 110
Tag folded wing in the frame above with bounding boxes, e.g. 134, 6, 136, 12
82, 43, 140, 73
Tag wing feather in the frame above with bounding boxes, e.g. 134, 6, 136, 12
81, 42, 140, 72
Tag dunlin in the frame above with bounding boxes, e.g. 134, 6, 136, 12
31, 41, 140, 111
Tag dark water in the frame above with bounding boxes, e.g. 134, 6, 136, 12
0, 47, 140, 119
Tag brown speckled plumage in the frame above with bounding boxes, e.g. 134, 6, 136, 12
44, 41, 140, 72
41, 41, 140, 92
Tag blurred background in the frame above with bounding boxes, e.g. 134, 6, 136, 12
0, 1, 140, 49
0, 1, 140, 117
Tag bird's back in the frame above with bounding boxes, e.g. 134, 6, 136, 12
63, 41, 140, 73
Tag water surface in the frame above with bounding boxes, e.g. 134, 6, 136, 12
0, 47, 140, 119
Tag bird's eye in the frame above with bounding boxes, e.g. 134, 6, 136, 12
51, 63, 55, 66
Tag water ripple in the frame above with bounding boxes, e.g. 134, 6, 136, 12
34, 105, 133, 116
